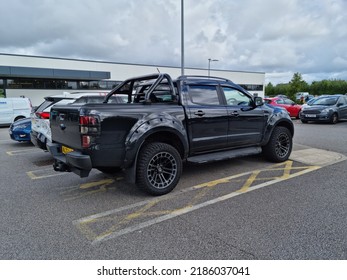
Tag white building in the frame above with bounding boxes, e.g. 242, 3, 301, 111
0, 53, 265, 106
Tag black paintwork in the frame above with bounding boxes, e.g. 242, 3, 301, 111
47, 73, 294, 178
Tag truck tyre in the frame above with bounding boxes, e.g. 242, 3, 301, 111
136, 142, 182, 195
262, 126, 292, 162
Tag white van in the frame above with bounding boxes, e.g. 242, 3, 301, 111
0, 97, 32, 125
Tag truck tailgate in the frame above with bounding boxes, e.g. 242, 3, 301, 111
50, 105, 82, 149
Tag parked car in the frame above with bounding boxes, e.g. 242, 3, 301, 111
264, 97, 302, 118
9, 117, 32, 142
0, 97, 32, 126
31, 91, 109, 150
299, 94, 347, 124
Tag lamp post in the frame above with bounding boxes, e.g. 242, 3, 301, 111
208, 58, 218, 77
181, 0, 184, 75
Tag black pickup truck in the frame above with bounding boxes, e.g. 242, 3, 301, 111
48, 73, 294, 195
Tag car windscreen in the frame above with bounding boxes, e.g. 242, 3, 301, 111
312, 97, 338, 106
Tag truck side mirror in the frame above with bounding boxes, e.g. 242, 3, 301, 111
254, 96, 264, 106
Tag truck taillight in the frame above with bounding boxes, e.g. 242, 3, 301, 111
79, 116, 98, 125
79, 115, 100, 148
79, 115, 100, 134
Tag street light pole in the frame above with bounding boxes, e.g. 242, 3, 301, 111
181, 0, 184, 76
208, 58, 218, 77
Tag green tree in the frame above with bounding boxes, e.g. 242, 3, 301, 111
288, 72, 308, 100
274, 83, 290, 97
265, 82, 290, 97
265, 82, 274, 96
267, 73, 347, 100
309, 79, 347, 96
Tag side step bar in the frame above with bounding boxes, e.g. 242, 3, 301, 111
187, 146, 262, 164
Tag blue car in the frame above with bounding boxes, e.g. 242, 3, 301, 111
9, 117, 32, 142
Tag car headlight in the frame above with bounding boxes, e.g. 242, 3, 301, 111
321, 108, 331, 114
14, 124, 28, 129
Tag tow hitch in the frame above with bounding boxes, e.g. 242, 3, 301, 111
53, 160, 71, 172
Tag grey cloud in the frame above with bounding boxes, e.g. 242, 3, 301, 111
1, 0, 347, 84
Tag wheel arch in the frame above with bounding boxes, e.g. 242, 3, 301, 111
139, 130, 187, 158
123, 122, 189, 183
262, 119, 294, 146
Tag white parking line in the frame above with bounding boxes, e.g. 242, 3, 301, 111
27, 168, 66, 179
6, 148, 41, 156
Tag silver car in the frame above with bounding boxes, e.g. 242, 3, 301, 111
299, 94, 347, 124
31, 92, 109, 150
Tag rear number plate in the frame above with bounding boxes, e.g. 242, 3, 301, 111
62, 146, 74, 154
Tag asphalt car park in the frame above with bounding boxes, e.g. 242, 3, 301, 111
0, 120, 347, 259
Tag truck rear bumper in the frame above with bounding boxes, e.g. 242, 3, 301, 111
47, 142, 92, 177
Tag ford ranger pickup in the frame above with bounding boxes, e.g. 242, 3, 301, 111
47, 73, 294, 195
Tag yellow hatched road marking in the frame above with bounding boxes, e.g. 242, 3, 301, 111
74, 160, 321, 244
237, 170, 261, 193
61, 177, 123, 201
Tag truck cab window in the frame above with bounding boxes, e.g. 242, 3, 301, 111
222, 87, 251, 106
188, 85, 220, 105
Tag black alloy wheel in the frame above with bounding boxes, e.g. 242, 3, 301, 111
262, 126, 292, 162
136, 142, 182, 195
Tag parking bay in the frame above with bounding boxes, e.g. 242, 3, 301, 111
4, 136, 346, 245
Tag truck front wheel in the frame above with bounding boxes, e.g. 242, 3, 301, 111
136, 142, 182, 195
262, 126, 292, 162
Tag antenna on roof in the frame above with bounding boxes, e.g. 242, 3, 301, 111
156, 68, 160, 73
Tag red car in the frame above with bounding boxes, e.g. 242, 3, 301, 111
264, 97, 302, 118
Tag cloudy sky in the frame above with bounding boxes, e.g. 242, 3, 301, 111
1, 0, 347, 85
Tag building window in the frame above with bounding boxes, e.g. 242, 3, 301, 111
7, 79, 21, 88
107, 81, 121, 89
239, 84, 263, 91
67, 81, 77, 89
89, 81, 100, 89
1, 78, 121, 90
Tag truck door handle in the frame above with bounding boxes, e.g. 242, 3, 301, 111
194, 110, 205, 117
230, 111, 239, 117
